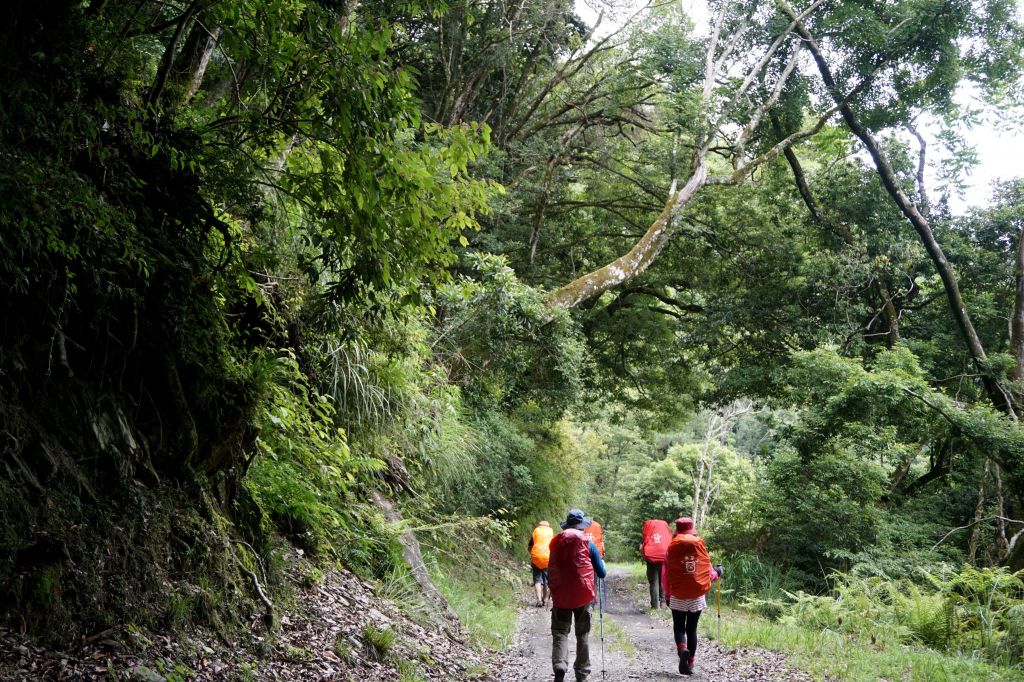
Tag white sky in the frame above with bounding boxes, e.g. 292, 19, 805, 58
574, 0, 1024, 214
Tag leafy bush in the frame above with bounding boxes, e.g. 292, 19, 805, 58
244, 353, 385, 563
942, 566, 1024, 665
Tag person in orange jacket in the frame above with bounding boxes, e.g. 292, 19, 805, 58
662, 517, 722, 676
584, 519, 605, 558
528, 520, 554, 607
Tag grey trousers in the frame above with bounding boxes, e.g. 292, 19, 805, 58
551, 604, 591, 680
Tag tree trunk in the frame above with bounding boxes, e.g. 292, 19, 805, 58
877, 279, 901, 348
147, 0, 203, 107
967, 459, 989, 565
370, 491, 462, 632
164, 22, 221, 109
1010, 224, 1024, 383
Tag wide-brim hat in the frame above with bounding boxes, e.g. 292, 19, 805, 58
560, 508, 592, 530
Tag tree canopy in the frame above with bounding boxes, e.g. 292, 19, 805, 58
3, 0, 1024, 660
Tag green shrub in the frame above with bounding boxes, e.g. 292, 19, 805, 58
721, 552, 800, 619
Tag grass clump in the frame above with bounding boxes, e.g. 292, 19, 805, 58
601, 617, 636, 656
164, 591, 196, 629
464, 662, 491, 679
334, 633, 358, 665
396, 658, 428, 682
362, 623, 397, 662
376, 563, 433, 626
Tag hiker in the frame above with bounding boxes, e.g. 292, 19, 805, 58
548, 509, 607, 682
639, 518, 671, 608
584, 518, 605, 558
662, 517, 722, 676
529, 520, 554, 607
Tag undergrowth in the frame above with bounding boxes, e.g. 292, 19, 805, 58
627, 559, 1024, 680
422, 523, 519, 651
717, 605, 1023, 682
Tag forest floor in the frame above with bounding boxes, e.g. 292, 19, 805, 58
497, 564, 816, 682
0, 547, 491, 681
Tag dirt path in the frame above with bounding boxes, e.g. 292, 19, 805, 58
497, 565, 814, 682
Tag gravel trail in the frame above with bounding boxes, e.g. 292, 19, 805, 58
497, 565, 815, 682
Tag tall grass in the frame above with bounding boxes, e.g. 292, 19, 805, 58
717, 605, 1023, 682
720, 552, 798, 618
426, 551, 518, 650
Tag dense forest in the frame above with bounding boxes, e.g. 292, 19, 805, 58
2, 0, 1024, 679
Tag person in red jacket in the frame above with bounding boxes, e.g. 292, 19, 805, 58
548, 509, 607, 682
662, 517, 721, 676
639, 518, 671, 608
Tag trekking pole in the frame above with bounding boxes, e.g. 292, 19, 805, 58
599, 577, 606, 681
717, 571, 722, 642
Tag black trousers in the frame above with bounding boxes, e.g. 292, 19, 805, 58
671, 609, 701, 656
644, 559, 663, 607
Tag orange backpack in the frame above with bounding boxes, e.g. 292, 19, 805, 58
584, 520, 605, 557
666, 533, 712, 600
530, 523, 554, 569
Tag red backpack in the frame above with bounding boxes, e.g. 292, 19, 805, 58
641, 519, 671, 562
548, 528, 596, 609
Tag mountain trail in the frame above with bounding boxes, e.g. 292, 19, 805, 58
497, 565, 815, 682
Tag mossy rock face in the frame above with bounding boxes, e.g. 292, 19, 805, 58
0, 471, 262, 645
5, 564, 67, 636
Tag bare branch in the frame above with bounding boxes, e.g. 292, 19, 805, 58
906, 123, 931, 218
547, 160, 708, 309
717, 0, 827, 124
932, 516, 1024, 551
731, 104, 838, 182
735, 45, 803, 156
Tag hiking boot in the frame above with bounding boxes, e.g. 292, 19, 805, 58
553, 670, 565, 682
688, 656, 696, 673
678, 648, 691, 675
